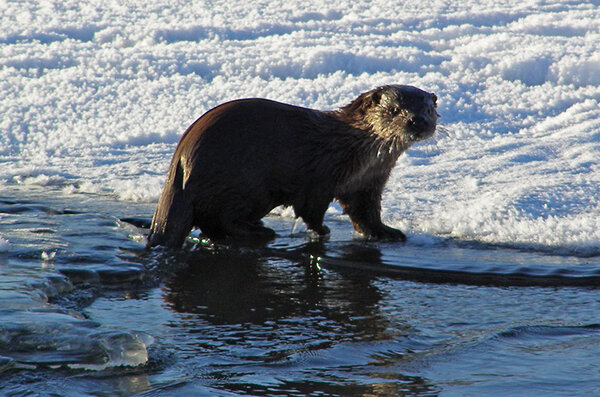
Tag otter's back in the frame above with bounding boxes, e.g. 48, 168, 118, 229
176, 99, 326, 185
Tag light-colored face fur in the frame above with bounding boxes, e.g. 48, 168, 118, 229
364, 85, 438, 144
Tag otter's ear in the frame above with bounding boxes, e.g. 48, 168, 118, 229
356, 89, 382, 114
371, 89, 383, 105
359, 89, 383, 114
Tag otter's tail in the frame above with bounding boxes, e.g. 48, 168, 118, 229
147, 159, 194, 249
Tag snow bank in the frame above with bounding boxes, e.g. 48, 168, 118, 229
1, 0, 599, 253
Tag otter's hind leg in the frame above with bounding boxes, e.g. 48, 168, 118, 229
199, 218, 275, 240
221, 220, 276, 239
216, 206, 276, 240
147, 160, 194, 249
198, 197, 276, 240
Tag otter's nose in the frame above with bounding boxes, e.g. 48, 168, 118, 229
408, 115, 429, 129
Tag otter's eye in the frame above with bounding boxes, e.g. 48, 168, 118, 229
431, 94, 438, 107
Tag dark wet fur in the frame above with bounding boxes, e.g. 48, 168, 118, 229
148, 85, 438, 248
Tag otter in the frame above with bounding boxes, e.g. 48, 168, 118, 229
147, 85, 438, 248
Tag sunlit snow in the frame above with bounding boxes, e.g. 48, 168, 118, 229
1, 0, 599, 254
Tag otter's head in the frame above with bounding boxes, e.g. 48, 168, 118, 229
347, 85, 438, 144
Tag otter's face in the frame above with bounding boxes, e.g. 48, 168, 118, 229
367, 85, 438, 143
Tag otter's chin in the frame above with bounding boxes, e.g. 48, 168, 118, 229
406, 128, 436, 143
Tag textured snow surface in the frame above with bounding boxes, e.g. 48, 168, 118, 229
1, 0, 599, 253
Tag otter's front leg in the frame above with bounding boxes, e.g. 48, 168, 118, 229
337, 190, 406, 242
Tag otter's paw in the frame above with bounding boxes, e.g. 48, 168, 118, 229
370, 225, 407, 242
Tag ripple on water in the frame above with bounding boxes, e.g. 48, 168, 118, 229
423, 324, 600, 396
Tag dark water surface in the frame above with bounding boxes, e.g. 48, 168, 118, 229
1, 186, 599, 396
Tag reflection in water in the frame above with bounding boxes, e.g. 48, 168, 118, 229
162, 240, 387, 330
157, 240, 438, 395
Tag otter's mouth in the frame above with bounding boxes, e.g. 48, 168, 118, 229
406, 126, 436, 142
404, 114, 436, 142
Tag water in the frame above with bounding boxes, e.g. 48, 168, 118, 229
1, 185, 600, 396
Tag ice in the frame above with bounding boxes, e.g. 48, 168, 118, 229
0, 237, 8, 253
0, 309, 150, 369
1, 0, 599, 254
0, 262, 150, 369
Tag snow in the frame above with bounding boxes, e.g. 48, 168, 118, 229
1, 0, 599, 254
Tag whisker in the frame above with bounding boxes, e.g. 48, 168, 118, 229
436, 124, 453, 139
